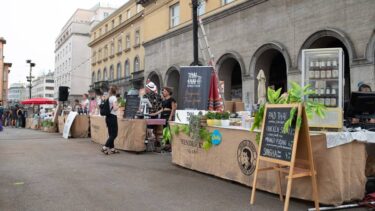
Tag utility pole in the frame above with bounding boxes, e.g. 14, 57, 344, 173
26, 60, 35, 99
192, 0, 199, 66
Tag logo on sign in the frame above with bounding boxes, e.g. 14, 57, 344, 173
237, 140, 257, 176
211, 130, 222, 145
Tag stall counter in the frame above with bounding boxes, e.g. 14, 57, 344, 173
90, 115, 147, 152
170, 122, 366, 205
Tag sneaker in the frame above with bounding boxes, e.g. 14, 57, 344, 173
101, 146, 109, 155
110, 148, 120, 154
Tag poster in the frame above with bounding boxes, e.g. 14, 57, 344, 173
177, 66, 212, 110
63, 111, 78, 139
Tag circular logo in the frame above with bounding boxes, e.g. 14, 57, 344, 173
211, 129, 222, 145
237, 140, 257, 176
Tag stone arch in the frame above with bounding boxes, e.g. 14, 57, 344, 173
366, 31, 375, 63
147, 70, 163, 93
165, 65, 181, 99
250, 42, 290, 101
215, 51, 246, 101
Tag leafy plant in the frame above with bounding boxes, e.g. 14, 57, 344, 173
251, 81, 326, 138
215, 112, 222, 120
41, 120, 54, 128
221, 111, 230, 120
162, 127, 172, 145
118, 97, 126, 107
205, 111, 215, 120
171, 125, 180, 135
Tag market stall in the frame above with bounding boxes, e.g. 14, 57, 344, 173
170, 122, 367, 205
70, 115, 90, 138
90, 115, 147, 152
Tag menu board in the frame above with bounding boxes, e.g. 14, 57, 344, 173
260, 107, 297, 162
177, 66, 212, 110
124, 95, 140, 119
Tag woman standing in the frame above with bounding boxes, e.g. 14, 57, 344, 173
101, 86, 119, 155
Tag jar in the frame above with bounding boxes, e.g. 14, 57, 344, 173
326, 69, 332, 78
332, 88, 337, 95
326, 88, 331, 95
325, 98, 331, 106
331, 98, 337, 107
319, 98, 325, 104
320, 88, 325, 95
320, 70, 326, 78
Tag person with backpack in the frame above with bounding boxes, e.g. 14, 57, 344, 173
100, 86, 119, 155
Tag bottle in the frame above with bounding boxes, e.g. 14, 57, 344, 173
326, 87, 331, 95
325, 98, 331, 106
320, 60, 326, 78
332, 59, 339, 78
309, 61, 315, 78
314, 60, 320, 79
326, 60, 332, 78
331, 97, 337, 107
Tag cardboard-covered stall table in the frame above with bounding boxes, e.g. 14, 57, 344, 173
90, 115, 147, 152
58, 116, 65, 134
25, 118, 33, 129
170, 123, 366, 205
70, 115, 90, 138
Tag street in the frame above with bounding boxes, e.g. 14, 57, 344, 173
0, 128, 366, 211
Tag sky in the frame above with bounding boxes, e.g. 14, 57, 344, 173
0, 0, 127, 87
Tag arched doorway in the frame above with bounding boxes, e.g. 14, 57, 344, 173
300, 30, 354, 102
165, 67, 180, 99
148, 71, 162, 93
254, 49, 288, 97
218, 57, 243, 101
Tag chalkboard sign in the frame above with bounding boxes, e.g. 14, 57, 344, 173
259, 106, 297, 162
177, 66, 212, 110
124, 95, 140, 119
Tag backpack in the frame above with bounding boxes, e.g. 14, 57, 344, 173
99, 98, 112, 117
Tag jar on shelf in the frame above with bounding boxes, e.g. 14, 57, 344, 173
325, 98, 331, 106
314, 61, 321, 78
332, 59, 339, 78
320, 61, 326, 78
331, 98, 337, 107
309, 61, 315, 78
326, 60, 332, 78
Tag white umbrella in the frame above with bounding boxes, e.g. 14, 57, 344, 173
257, 69, 267, 104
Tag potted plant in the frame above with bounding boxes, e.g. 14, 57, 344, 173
221, 111, 230, 127
214, 112, 222, 126
117, 97, 126, 117
206, 111, 215, 126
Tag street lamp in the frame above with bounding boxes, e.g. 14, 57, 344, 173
26, 60, 35, 99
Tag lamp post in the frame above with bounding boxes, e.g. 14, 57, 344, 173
192, 0, 199, 66
26, 60, 35, 99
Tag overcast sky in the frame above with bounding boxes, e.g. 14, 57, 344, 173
0, 0, 127, 87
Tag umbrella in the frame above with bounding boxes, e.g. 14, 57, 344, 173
208, 69, 223, 111
257, 69, 267, 104
21, 98, 57, 105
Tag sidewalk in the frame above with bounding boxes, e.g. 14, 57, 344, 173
0, 128, 365, 211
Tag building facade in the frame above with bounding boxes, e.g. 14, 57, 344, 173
89, 0, 145, 95
8, 83, 27, 104
31, 71, 55, 99
138, 0, 375, 107
54, 4, 116, 101
0, 37, 12, 106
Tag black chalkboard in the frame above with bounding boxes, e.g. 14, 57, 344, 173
260, 107, 297, 162
177, 66, 212, 110
124, 95, 140, 119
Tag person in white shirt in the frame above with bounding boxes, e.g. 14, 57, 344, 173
101, 86, 119, 155
81, 94, 90, 114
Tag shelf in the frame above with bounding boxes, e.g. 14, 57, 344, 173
308, 78, 339, 81
309, 94, 338, 97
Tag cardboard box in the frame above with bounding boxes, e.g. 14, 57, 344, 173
234, 102, 244, 112
224, 101, 234, 113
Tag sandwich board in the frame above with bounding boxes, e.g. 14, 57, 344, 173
250, 103, 320, 211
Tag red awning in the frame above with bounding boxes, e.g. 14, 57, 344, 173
21, 98, 57, 105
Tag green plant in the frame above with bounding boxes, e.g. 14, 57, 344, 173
251, 81, 326, 138
41, 120, 54, 128
205, 111, 215, 120
215, 112, 222, 120
118, 97, 126, 107
222, 111, 230, 120
162, 127, 172, 145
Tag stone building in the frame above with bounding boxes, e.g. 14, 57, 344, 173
54, 4, 116, 101
138, 0, 375, 107
8, 83, 27, 104
89, 0, 145, 95
0, 37, 12, 106
30, 71, 55, 99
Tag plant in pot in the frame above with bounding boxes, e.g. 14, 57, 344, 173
214, 112, 222, 126
221, 111, 230, 127
117, 97, 126, 117
206, 111, 215, 126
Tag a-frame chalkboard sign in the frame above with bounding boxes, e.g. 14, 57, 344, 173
250, 103, 320, 211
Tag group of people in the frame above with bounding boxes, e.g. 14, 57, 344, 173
100, 81, 177, 155
0, 105, 25, 129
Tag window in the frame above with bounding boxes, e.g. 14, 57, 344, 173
117, 38, 122, 52
98, 49, 102, 61
99, 28, 102, 36
45, 87, 54, 90
126, 34, 131, 49
109, 65, 114, 80
222, 0, 234, 5
103, 68, 108, 80
97, 70, 101, 81
198, 0, 205, 16
104, 45, 108, 58
124, 60, 130, 77
170, 3, 180, 27
105, 24, 108, 33
117, 63, 122, 79
127, 9, 131, 19
92, 51, 96, 63
46, 79, 54, 83
134, 57, 140, 72
92, 72, 96, 83
94, 32, 96, 39
110, 42, 115, 56
111, 20, 115, 29
136, 4, 142, 13
135, 30, 140, 46
119, 14, 122, 23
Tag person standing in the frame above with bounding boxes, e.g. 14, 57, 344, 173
81, 93, 89, 114
16, 106, 23, 128
150, 87, 177, 126
101, 86, 119, 155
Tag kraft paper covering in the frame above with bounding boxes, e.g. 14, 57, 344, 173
90, 116, 147, 152
58, 116, 65, 134
25, 118, 33, 129
170, 123, 366, 205
70, 115, 90, 138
